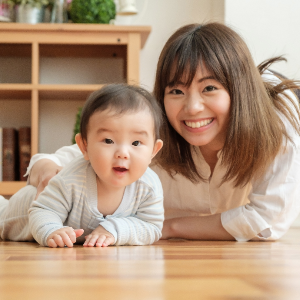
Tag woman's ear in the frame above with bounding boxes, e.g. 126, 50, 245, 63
75, 133, 89, 161
150, 139, 163, 161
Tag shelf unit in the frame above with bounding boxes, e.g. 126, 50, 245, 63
0, 23, 151, 195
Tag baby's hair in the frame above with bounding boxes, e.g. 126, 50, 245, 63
153, 22, 300, 187
80, 83, 163, 142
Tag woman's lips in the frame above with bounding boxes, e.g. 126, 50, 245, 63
184, 118, 214, 128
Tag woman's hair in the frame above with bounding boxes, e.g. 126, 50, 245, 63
80, 83, 163, 142
153, 22, 300, 187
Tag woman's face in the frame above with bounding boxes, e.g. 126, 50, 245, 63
164, 65, 231, 151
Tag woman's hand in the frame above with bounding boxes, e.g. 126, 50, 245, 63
83, 226, 115, 247
28, 159, 63, 199
161, 219, 173, 239
47, 227, 84, 248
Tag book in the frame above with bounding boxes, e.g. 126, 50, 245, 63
2, 128, 18, 181
0, 128, 2, 182
18, 127, 31, 181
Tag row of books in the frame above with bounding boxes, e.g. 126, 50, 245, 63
0, 127, 31, 181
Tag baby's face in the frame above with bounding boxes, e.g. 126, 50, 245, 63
82, 109, 162, 189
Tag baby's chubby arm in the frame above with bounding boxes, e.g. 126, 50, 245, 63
29, 173, 81, 247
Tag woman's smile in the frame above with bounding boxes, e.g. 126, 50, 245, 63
184, 118, 214, 129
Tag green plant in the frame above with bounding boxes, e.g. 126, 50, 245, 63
72, 107, 82, 144
70, 0, 116, 24
7, 0, 50, 8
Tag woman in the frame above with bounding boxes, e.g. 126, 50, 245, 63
27, 23, 300, 241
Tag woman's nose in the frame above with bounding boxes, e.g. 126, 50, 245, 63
184, 94, 205, 115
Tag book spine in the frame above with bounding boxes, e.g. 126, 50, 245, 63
2, 128, 18, 181
18, 127, 31, 181
0, 128, 2, 182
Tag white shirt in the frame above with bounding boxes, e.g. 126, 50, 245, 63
25, 72, 300, 241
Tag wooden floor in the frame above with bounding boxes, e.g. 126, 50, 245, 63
1, 228, 300, 300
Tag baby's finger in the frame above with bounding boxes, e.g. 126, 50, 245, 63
87, 235, 100, 247
83, 234, 93, 247
95, 235, 107, 247
102, 236, 114, 247
74, 229, 84, 238
60, 232, 74, 248
52, 234, 66, 248
48, 238, 57, 248
65, 229, 76, 244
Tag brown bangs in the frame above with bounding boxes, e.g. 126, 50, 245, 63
161, 24, 231, 97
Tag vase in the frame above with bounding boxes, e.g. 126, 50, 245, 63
15, 4, 44, 24
51, 0, 68, 23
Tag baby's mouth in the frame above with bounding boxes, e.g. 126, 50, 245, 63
185, 118, 214, 128
113, 167, 128, 172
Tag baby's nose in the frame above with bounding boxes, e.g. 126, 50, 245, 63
115, 146, 129, 159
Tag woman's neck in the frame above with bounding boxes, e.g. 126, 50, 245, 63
199, 145, 221, 176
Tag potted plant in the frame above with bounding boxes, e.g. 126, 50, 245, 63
69, 0, 115, 24
8, 0, 50, 23
72, 107, 82, 144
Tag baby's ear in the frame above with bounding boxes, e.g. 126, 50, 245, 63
151, 139, 163, 160
75, 133, 89, 161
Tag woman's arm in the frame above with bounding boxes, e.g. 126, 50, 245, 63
27, 144, 82, 196
161, 214, 235, 241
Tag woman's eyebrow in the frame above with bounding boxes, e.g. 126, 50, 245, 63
198, 75, 216, 83
167, 75, 216, 87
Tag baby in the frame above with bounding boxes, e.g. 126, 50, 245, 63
0, 84, 164, 248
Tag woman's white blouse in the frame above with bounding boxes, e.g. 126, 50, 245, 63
25, 72, 300, 241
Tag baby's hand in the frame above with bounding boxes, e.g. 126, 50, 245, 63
83, 226, 115, 247
47, 227, 84, 248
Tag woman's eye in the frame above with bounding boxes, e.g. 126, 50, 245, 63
104, 138, 114, 144
132, 141, 141, 146
170, 89, 183, 95
203, 85, 217, 92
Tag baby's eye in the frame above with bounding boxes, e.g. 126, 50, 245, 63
132, 141, 141, 146
170, 89, 184, 95
203, 85, 217, 92
104, 138, 114, 144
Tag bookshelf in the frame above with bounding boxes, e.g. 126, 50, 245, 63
0, 23, 151, 195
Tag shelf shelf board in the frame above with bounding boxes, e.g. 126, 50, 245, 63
38, 84, 104, 100
0, 23, 151, 48
0, 84, 32, 99
0, 181, 27, 196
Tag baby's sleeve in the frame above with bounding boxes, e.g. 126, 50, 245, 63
28, 174, 72, 246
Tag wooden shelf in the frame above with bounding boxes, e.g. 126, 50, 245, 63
0, 24, 151, 195
0, 181, 27, 196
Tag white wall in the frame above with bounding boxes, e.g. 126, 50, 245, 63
131, 0, 224, 90
224, 0, 300, 79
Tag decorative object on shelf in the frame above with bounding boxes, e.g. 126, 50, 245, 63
0, 0, 12, 22
111, 0, 148, 25
51, 0, 67, 23
18, 127, 31, 181
9, 0, 50, 23
72, 107, 82, 144
117, 0, 137, 15
69, 0, 115, 24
